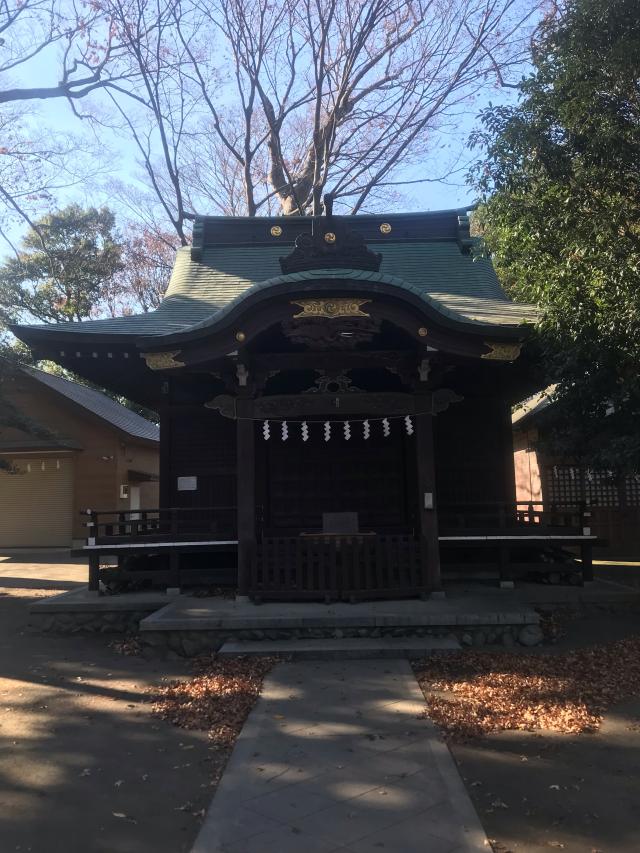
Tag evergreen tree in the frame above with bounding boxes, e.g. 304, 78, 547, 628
0, 205, 123, 325
472, 0, 640, 470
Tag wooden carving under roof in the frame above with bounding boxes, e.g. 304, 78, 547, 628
279, 194, 382, 274
281, 316, 381, 349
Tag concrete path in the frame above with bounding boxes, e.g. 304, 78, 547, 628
192, 660, 488, 853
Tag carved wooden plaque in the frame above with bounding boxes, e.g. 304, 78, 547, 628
291, 299, 371, 319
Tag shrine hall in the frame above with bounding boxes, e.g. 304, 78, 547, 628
13, 204, 596, 600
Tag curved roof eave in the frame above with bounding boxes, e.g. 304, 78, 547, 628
144, 268, 538, 348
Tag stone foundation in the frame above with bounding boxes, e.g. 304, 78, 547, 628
30, 610, 156, 634
140, 622, 543, 657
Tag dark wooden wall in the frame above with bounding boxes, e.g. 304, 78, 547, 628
165, 406, 237, 511
435, 396, 515, 506
158, 391, 517, 534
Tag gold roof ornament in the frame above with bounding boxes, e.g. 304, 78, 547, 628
291, 298, 371, 319
380, 222, 392, 234
270, 225, 283, 237
324, 232, 336, 244
481, 341, 523, 361
142, 350, 185, 370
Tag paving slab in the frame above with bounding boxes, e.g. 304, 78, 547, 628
218, 636, 461, 659
192, 659, 488, 853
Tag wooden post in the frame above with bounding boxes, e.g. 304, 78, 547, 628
580, 502, 594, 583
415, 409, 441, 592
168, 551, 180, 589
497, 505, 512, 587
581, 540, 594, 583
236, 416, 256, 597
88, 552, 99, 592
159, 393, 172, 509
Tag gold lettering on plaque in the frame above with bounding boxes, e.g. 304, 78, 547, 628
142, 350, 185, 370
481, 341, 523, 361
291, 299, 371, 319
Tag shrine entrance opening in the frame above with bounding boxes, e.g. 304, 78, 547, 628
260, 417, 413, 536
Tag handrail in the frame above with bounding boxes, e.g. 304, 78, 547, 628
82, 505, 236, 519
83, 505, 239, 545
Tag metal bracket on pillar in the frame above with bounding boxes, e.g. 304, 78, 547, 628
236, 363, 249, 387
418, 358, 431, 382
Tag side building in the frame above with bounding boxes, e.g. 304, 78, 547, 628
513, 389, 640, 559
0, 365, 159, 548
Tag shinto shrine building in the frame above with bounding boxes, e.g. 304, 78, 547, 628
13, 206, 597, 600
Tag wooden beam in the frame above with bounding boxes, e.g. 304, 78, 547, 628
255, 350, 412, 371
415, 408, 442, 592
209, 389, 462, 420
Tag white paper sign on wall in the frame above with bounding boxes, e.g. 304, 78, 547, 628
177, 476, 198, 491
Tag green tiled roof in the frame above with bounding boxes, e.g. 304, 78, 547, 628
13, 212, 539, 340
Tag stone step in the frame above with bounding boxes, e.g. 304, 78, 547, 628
218, 635, 461, 660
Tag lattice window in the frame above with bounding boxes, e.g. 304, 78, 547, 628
546, 466, 583, 505
625, 475, 640, 507
585, 470, 620, 507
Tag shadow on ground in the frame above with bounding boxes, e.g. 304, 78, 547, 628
0, 566, 215, 853
453, 699, 640, 853
446, 611, 640, 853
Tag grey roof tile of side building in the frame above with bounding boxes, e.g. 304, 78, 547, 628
13, 213, 539, 340
512, 385, 558, 427
22, 367, 159, 442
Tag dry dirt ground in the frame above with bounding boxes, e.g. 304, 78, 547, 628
0, 552, 215, 853
1, 553, 639, 853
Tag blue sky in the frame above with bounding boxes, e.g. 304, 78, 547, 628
8, 38, 522, 250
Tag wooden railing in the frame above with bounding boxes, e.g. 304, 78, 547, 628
252, 534, 428, 601
83, 506, 237, 544
439, 501, 588, 536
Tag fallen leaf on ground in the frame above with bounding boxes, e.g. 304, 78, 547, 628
413, 637, 640, 741
151, 655, 276, 748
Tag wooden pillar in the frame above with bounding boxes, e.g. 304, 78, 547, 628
159, 401, 172, 509
167, 552, 181, 589
236, 416, 256, 597
581, 540, 594, 583
415, 410, 442, 592
88, 552, 99, 592
497, 504, 512, 587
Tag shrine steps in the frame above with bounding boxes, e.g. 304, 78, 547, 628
217, 635, 461, 659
